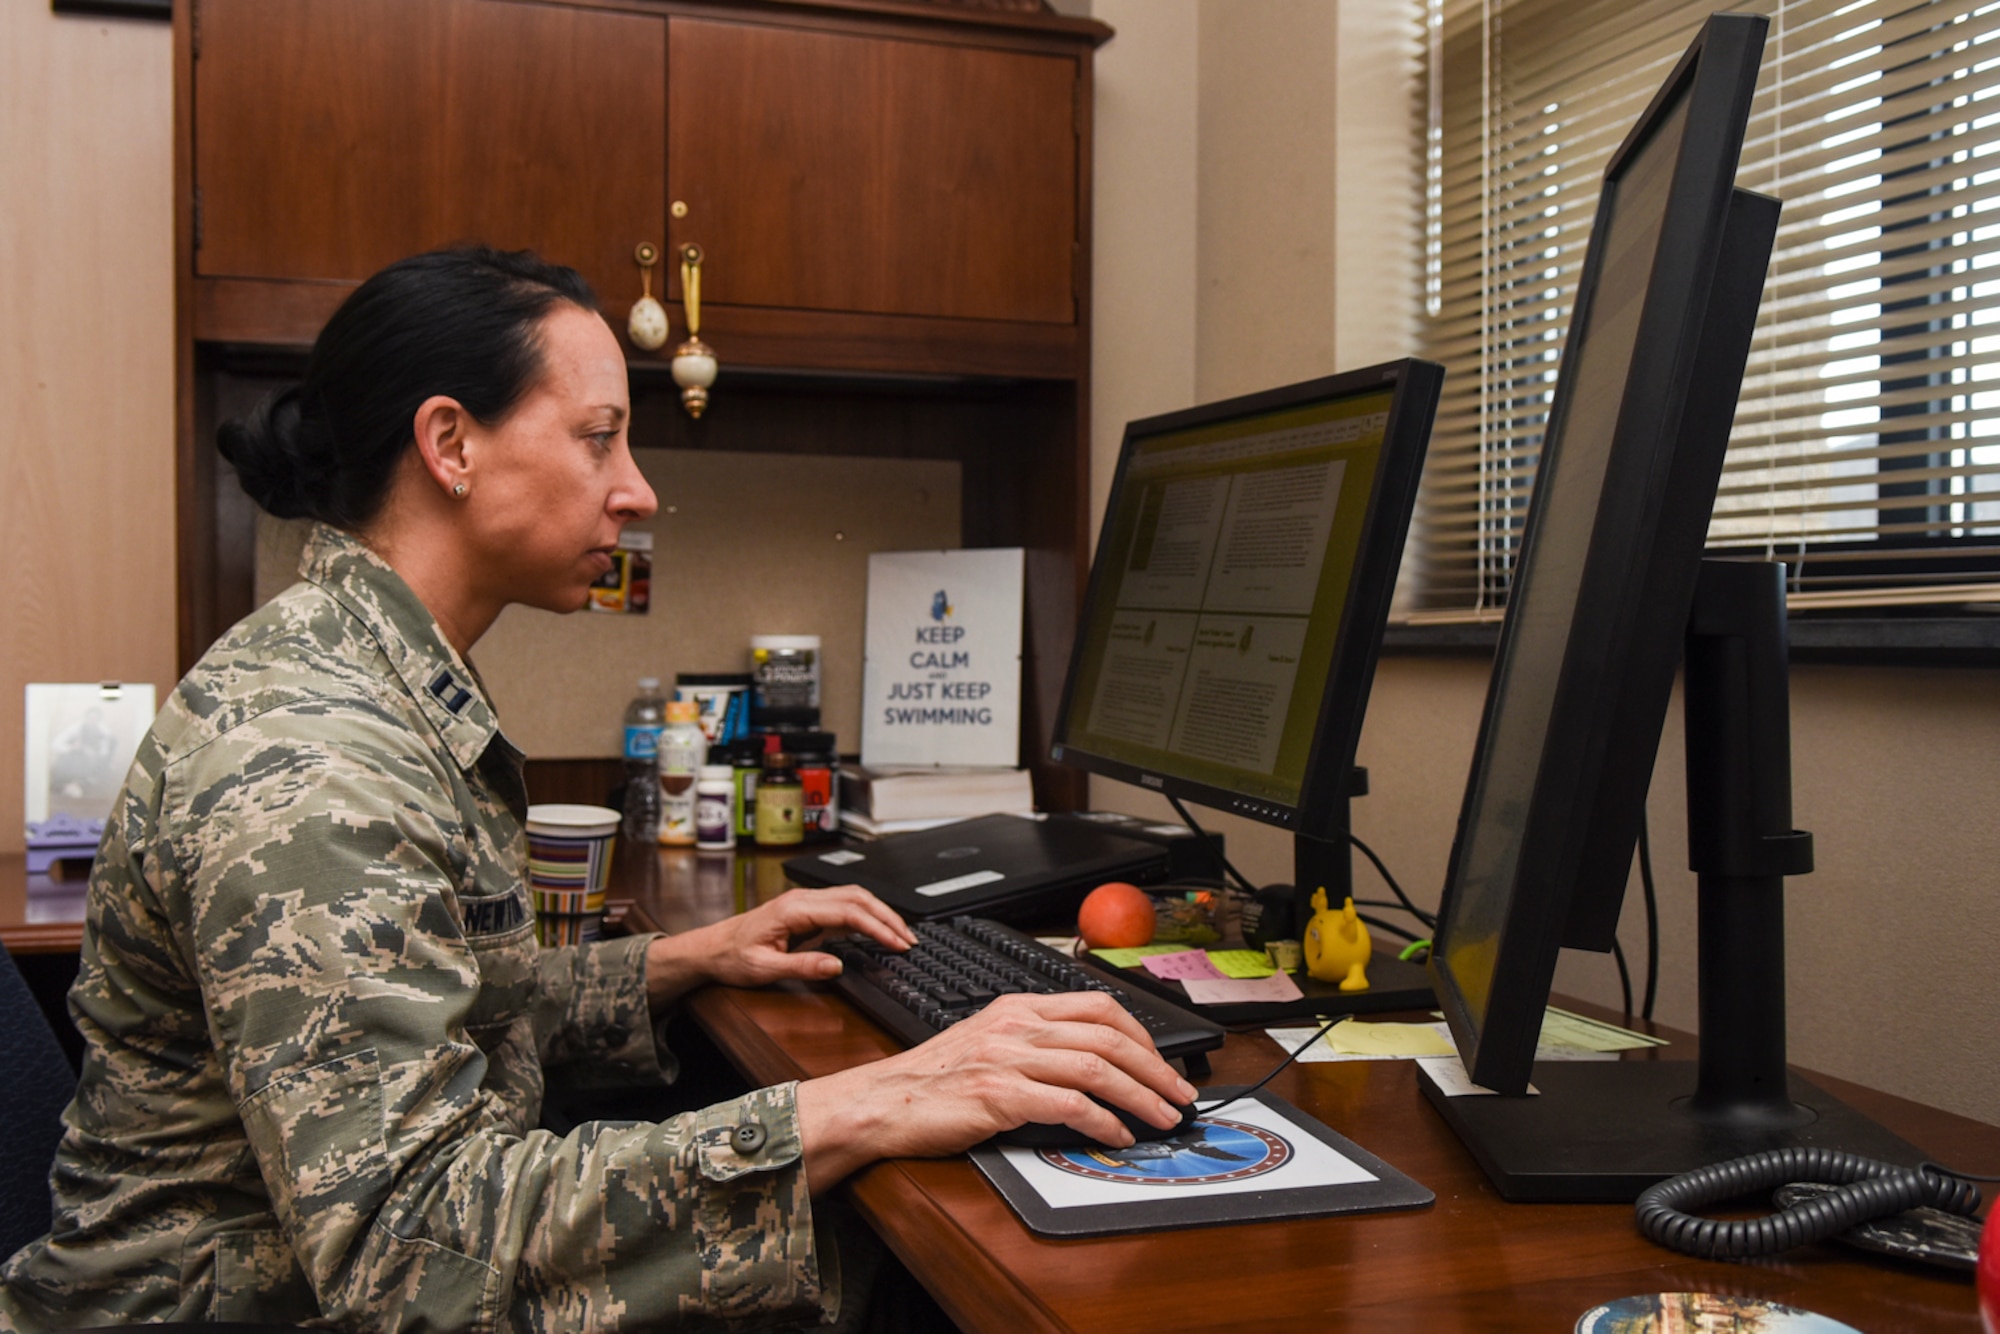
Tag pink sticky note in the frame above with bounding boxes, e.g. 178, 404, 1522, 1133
1181, 972, 1306, 1006
1141, 950, 1227, 982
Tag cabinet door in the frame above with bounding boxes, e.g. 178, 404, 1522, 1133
668, 19, 1078, 326
194, 0, 664, 311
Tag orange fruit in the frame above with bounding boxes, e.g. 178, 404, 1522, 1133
1077, 881, 1156, 949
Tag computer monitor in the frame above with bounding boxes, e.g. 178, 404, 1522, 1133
1049, 359, 1442, 907
1423, 12, 1922, 1201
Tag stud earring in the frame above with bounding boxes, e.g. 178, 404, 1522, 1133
452, 483, 467, 498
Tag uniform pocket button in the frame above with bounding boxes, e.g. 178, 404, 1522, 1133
731, 1121, 769, 1154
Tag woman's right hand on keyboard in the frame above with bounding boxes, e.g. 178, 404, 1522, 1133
792, 991, 1198, 1191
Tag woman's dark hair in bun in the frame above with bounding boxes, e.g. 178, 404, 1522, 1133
216, 247, 598, 527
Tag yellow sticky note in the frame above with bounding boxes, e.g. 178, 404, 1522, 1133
1205, 949, 1277, 979
1325, 1019, 1458, 1058
1539, 1006, 1667, 1053
1091, 944, 1195, 969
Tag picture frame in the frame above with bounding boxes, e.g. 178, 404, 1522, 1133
24, 682, 157, 827
860, 547, 1024, 768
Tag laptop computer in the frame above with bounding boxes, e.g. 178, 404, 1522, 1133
783, 814, 1168, 922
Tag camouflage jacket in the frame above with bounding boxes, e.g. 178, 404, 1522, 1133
0, 526, 835, 1332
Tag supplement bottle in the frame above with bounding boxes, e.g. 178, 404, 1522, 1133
656, 700, 707, 846
792, 731, 839, 840
694, 765, 736, 851
723, 739, 761, 841
753, 748, 805, 848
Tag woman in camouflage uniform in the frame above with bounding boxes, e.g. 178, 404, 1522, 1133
0, 249, 1194, 1332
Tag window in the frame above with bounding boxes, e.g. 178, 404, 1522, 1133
1408, 0, 2000, 622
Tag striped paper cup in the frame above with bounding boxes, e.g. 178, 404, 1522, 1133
524, 804, 619, 945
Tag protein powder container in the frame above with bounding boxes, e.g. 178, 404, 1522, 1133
674, 672, 752, 746
750, 635, 820, 712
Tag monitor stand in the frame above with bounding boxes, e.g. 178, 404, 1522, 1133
1293, 765, 1368, 933
1281, 767, 1436, 1016
1420, 560, 1923, 1203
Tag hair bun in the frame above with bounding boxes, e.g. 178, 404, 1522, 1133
215, 246, 594, 528
216, 387, 329, 521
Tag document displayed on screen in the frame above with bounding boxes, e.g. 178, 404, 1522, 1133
1064, 391, 1392, 806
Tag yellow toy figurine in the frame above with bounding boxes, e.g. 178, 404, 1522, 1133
1302, 887, 1372, 991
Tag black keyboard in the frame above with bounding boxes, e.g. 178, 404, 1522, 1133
825, 916, 1226, 1070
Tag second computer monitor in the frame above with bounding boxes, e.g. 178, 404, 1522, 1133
1430, 13, 1770, 1096
1050, 360, 1442, 846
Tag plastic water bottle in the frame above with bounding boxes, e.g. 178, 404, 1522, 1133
622, 677, 666, 842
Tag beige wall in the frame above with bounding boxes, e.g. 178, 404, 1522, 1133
1086, 1, 2000, 1125
1194, 1, 1340, 403
256, 451, 962, 758
1, 2, 177, 856
1087, 0, 1198, 543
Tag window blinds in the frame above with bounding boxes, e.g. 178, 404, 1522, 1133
1409, 0, 2000, 621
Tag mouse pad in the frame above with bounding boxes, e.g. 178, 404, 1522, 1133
968, 1087, 1433, 1237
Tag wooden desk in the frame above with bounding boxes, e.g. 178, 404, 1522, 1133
0, 833, 796, 956
617, 842, 1998, 1334
0, 854, 89, 955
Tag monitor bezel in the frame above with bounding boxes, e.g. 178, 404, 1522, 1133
1048, 358, 1443, 844
1427, 13, 1769, 1093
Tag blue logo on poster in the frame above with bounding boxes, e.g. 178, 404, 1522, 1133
931, 589, 954, 622
1038, 1117, 1290, 1186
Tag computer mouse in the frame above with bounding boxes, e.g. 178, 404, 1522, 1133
992, 1094, 1201, 1150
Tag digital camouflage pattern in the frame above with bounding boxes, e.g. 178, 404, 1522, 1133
0, 525, 835, 1331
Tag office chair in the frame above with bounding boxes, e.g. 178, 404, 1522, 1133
0, 944, 316, 1332
0, 941, 76, 1261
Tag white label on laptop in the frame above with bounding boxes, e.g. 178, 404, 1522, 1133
817, 850, 866, 866
915, 869, 1007, 898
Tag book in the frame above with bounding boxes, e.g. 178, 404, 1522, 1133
838, 763, 1034, 823
838, 810, 1035, 840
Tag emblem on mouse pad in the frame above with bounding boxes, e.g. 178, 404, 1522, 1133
1039, 1118, 1290, 1186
